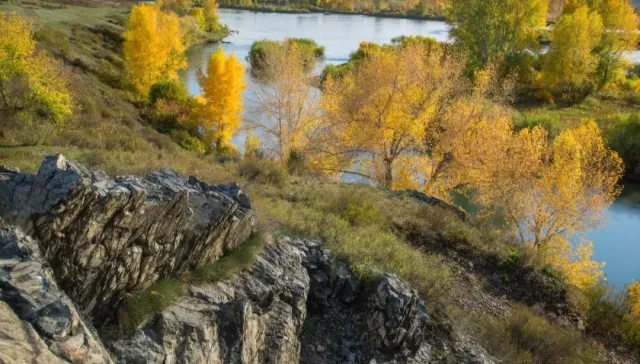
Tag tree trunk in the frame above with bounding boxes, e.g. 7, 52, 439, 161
383, 160, 393, 189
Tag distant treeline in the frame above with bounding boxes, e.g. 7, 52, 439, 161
218, 0, 447, 17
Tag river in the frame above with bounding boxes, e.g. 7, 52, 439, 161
178, 8, 640, 288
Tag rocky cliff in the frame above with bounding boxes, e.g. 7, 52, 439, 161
0, 155, 253, 323
0, 156, 493, 363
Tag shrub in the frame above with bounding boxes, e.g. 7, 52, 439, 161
171, 129, 205, 154
475, 306, 596, 363
326, 190, 383, 227
248, 38, 324, 74
238, 158, 289, 186
149, 80, 191, 104
602, 113, 640, 177
586, 282, 640, 353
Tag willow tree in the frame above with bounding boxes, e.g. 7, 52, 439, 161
123, 4, 186, 95
196, 48, 245, 152
447, 0, 548, 71
248, 44, 322, 165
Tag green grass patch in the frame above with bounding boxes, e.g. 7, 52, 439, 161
186, 232, 266, 284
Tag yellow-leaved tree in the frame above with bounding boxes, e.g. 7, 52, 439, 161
202, 0, 221, 32
473, 121, 623, 288
562, 0, 639, 87
540, 4, 604, 100
319, 42, 468, 188
196, 47, 245, 153
0, 13, 73, 123
249, 43, 323, 165
123, 4, 186, 95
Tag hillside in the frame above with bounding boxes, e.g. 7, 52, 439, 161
1, 1, 640, 363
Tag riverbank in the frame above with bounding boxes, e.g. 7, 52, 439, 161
219, 4, 447, 21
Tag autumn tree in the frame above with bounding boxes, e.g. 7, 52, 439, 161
474, 121, 623, 250
318, 42, 470, 188
447, 0, 548, 71
591, 0, 638, 87
540, 5, 604, 100
196, 47, 245, 152
202, 0, 221, 32
0, 13, 73, 123
123, 4, 187, 95
248, 44, 322, 165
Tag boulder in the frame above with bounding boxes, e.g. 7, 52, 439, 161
0, 223, 113, 363
365, 274, 429, 353
0, 154, 254, 323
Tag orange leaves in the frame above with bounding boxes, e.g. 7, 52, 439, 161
124, 4, 186, 95
196, 48, 245, 150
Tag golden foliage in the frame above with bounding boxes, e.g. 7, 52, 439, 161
559, 0, 639, 88
202, 0, 221, 32
0, 13, 72, 123
474, 121, 623, 251
543, 236, 604, 289
540, 5, 603, 98
319, 42, 468, 188
196, 47, 245, 151
249, 44, 322, 164
123, 4, 187, 95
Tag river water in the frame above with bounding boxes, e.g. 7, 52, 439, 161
179, 8, 640, 288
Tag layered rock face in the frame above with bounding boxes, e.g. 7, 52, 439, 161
109, 238, 492, 364
0, 155, 253, 322
0, 224, 113, 363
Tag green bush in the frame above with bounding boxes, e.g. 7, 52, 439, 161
586, 283, 640, 353
602, 113, 640, 177
248, 38, 324, 74
148, 80, 191, 104
238, 158, 289, 186
171, 129, 205, 154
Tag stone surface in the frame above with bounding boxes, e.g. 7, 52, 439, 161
365, 274, 428, 353
109, 237, 310, 364
0, 223, 113, 363
0, 154, 254, 323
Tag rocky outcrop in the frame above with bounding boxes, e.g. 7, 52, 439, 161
0, 155, 254, 323
0, 223, 113, 363
110, 238, 494, 364
109, 238, 310, 364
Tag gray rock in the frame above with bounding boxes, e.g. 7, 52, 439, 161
0, 224, 113, 363
109, 237, 309, 364
0, 154, 254, 323
366, 274, 429, 354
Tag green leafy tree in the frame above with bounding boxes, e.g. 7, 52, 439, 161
447, 0, 548, 71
